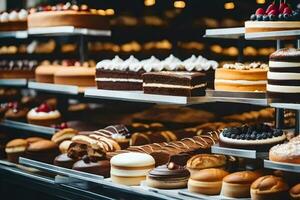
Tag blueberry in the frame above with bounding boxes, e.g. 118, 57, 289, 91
269, 14, 277, 21
262, 132, 268, 139
263, 15, 269, 21
252, 131, 258, 137
284, 14, 290, 20
257, 134, 263, 140
246, 127, 254, 135
223, 132, 230, 138
245, 134, 251, 140
275, 129, 283, 136
278, 14, 284, 21
231, 128, 241, 135
257, 15, 263, 21
267, 132, 273, 138
230, 134, 237, 139
250, 14, 257, 21
241, 125, 249, 134
250, 134, 256, 140
240, 134, 245, 140
236, 135, 240, 140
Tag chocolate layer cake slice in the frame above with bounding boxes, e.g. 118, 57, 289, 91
142, 71, 207, 96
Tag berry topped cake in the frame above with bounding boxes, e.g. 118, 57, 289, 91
27, 103, 61, 127
219, 124, 286, 151
267, 48, 300, 103
28, 2, 109, 30
0, 9, 28, 31
245, 1, 300, 33
215, 62, 268, 92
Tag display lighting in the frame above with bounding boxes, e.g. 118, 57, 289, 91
224, 2, 235, 10
174, 0, 186, 9
256, 0, 266, 4
144, 0, 155, 6
105, 9, 115, 15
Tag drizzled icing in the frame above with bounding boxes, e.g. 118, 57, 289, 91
96, 54, 218, 72
223, 62, 268, 70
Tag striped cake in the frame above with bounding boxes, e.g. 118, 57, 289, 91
268, 48, 300, 102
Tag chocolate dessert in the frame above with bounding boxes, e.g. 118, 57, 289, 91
142, 71, 207, 96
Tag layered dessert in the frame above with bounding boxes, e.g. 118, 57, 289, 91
96, 55, 218, 90
27, 103, 61, 127
28, 3, 109, 30
267, 48, 300, 102
219, 124, 286, 151
0, 9, 28, 31
215, 62, 268, 92
142, 71, 207, 96
0, 60, 38, 79
245, 1, 300, 33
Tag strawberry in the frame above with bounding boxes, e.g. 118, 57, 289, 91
60, 122, 68, 129
268, 9, 279, 16
36, 103, 51, 113
256, 8, 265, 15
279, 2, 288, 13
283, 7, 292, 15
266, 2, 276, 14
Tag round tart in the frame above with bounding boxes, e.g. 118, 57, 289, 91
146, 162, 190, 189
27, 103, 61, 127
219, 124, 286, 151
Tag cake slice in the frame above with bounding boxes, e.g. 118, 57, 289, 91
142, 71, 207, 96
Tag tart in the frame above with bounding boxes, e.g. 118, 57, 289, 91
27, 103, 61, 127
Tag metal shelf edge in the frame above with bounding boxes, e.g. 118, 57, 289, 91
28, 82, 79, 95
264, 160, 300, 173
0, 120, 55, 135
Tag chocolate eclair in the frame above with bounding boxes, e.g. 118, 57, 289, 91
146, 162, 190, 189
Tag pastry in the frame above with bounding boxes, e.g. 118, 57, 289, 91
290, 184, 300, 200
4, 102, 29, 122
146, 162, 190, 189
269, 140, 300, 164
27, 103, 61, 127
35, 65, 60, 83
0, 60, 37, 79
142, 71, 207, 97
215, 62, 268, 92
0, 10, 28, 31
110, 152, 155, 186
5, 139, 28, 163
268, 48, 300, 103
188, 168, 229, 195
250, 175, 289, 200
221, 171, 262, 198
25, 140, 59, 164
245, 2, 300, 33
219, 124, 286, 151
51, 128, 78, 144
54, 66, 96, 88
28, 3, 109, 30
72, 155, 110, 177
59, 140, 72, 154
187, 154, 227, 176
96, 55, 217, 91
53, 153, 76, 169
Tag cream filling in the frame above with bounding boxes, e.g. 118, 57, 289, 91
111, 167, 153, 177
267, 84, 300, 93
269, 61, 300, 68
27, 109, 61, 119
95, 78, 142, 83
143, 83, 206, 89
268, 72, 300, 80
220, 133, 286, 145
215, 79, 267, 85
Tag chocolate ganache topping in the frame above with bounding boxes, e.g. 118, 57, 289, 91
148, 162, 190, 180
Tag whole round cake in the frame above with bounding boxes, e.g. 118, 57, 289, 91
215, 62, 268, 92
219, 124, 286, 151
245, 2, 300, 34
268, 48, 300, 103
28, 3, 109, 30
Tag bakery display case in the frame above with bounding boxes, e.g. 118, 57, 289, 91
1, 0, 300, 200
